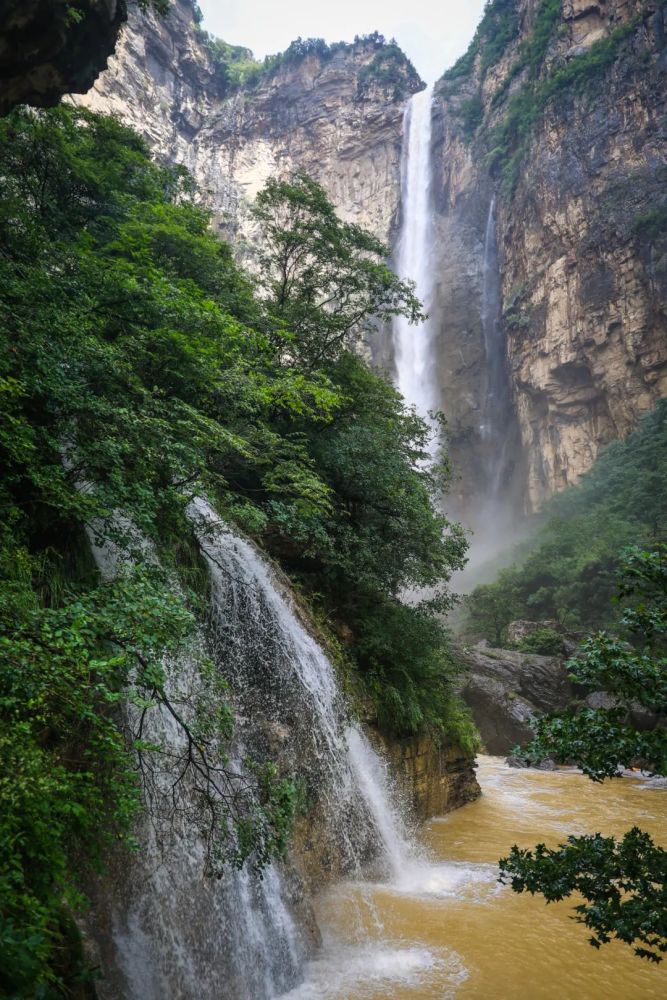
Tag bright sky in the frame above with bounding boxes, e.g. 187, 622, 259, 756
198, 0, 486, 84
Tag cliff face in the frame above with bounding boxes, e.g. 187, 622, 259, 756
79, 2, 666, 515
77, 0, 420, 245
437, 0, 667, 508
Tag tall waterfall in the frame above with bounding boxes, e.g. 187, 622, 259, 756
392, 84, 439, 451
90, 500, 415, 999
479, 196, 516, 500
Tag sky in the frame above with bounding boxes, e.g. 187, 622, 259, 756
198, 0, 486, 84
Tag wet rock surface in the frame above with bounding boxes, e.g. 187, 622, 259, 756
456, 641, 576, 754
372, 730, 481, 820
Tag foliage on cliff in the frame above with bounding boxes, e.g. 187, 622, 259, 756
465, 400, 667, 644
197, 28, 421, 98
441, 0, 664, 195
501, 546, 667, 962
0, 106, 467, 993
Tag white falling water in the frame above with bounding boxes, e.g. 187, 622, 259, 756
190, 497, 412, 881
392, 84, 439, 454
89, 497, 435, 998
345, 727, 412, 881
87, 528, 306, 1000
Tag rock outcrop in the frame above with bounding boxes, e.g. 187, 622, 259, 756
0, 0, 127, 115
374, 731, 481, 818
457, 640, 576, 753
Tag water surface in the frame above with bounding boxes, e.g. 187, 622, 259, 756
286, 756, 667, 999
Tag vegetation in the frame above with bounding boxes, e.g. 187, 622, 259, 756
356, 44, 418, 100
441, 0, 656, 194
0, 106, 469, 993
465, 400, 667, 644
198, 33, 262, 89
516, 627, 563, 656
190, 28, 416, 96
442, 0, 520, 82
501, 546, 667, 962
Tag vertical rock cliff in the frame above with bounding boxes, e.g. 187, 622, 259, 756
436, 0, 667, 508
75, 0, 666, 516
77, 0, 420, 244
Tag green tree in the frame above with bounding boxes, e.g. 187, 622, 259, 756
252, 173, 424, 367
500, 546, 667, 962
0, 105, 472, 990
464, 400, 667, 642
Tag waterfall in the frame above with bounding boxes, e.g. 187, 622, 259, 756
479, 196, 515, 500
88, 498, 421, 999
346, 727, 413, 881
87, 521, 307, 1000
190, 498, 411, 880
392, 84, 439, 453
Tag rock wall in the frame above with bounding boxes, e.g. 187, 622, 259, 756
457, 640, 576, 753
76, 0, 420, 245
437, 0, 667, 509
73, 0, 667, 515
374, 731, 481, 819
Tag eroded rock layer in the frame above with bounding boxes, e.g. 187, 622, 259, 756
78, 1, 667, 512
77, 0, 420, 244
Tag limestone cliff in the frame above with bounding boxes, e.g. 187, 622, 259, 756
75, 0, 666, 515
77, 0, 420, 245
436, 0, 667, 508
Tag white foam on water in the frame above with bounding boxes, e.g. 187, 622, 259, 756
280, 943, 467, 999
391, 859, 500, 902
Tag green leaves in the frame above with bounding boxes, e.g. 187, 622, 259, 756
500, 828, 667, 963
502, 546, 667, 961
0, 105, 469, 990
465, 400, 667, 642
252, 173, 424, 367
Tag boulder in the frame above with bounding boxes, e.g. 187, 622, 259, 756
456, 641, 576, 755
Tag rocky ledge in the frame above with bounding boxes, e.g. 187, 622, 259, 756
0, 0, 127, 115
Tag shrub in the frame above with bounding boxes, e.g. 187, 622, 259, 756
517, 627, 563, 656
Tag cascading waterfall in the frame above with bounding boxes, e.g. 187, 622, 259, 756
190, 497, 411, 881
392, 84, 439, 455
391, 91, 523, 575
88, 496, 423, 999
86, 521, 306, 1000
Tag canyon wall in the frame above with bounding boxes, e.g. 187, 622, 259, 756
437, 0, 667, 508
77, 0, 419, 244
79, 1, 666, 516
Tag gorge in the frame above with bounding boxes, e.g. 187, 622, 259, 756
1, 0, 666, 997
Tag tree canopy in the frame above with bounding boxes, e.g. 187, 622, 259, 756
0, 105, 470, 993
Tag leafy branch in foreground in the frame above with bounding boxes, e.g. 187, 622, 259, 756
500, 546, 667, 961
500, 828, 667, 962
253, 172, 424, 367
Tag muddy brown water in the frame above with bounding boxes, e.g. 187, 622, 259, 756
285, 756, 667, 999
